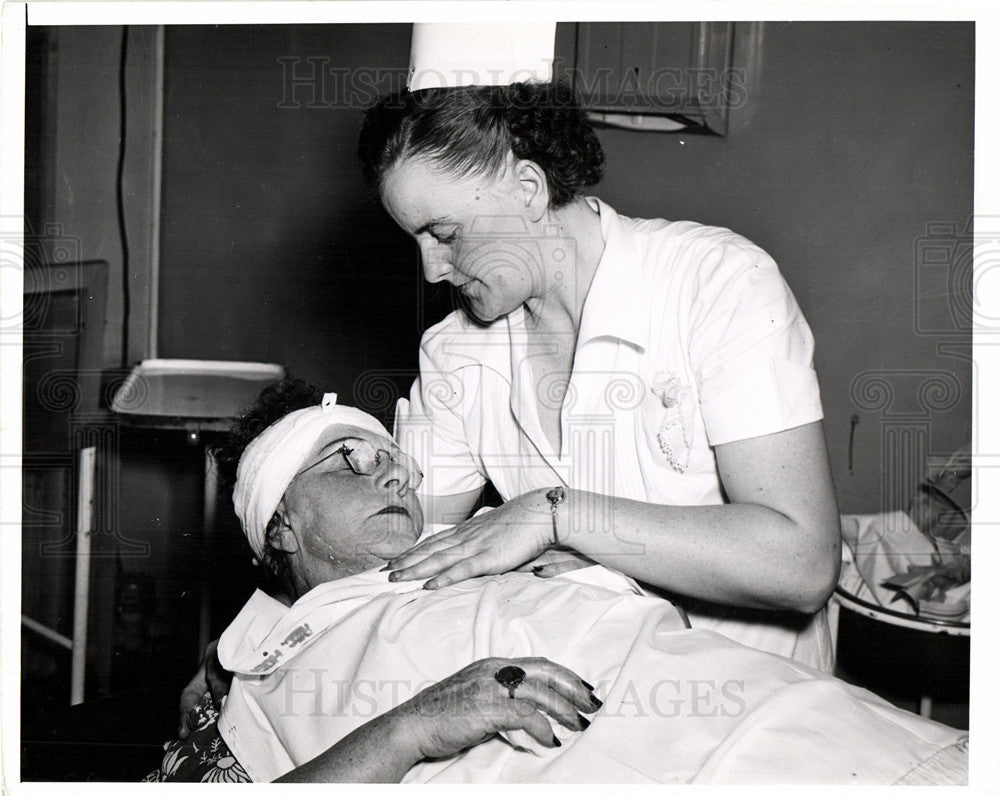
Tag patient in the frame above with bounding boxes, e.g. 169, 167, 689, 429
154, 379, 597, 783
159, 379, 968, 784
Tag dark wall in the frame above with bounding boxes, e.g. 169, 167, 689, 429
157, 22, 973, 514
594, 22, 973, 512
158, 24, 449, 425
23, 26, 163, 702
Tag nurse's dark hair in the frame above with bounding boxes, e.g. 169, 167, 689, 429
357, 81, 605, 208
211, 377, 323, 591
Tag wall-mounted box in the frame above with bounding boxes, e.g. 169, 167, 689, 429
556, 22, 756, 136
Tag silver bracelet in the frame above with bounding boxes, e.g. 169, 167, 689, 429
546, 486, 565, 546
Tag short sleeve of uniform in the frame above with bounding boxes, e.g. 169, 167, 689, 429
686, 238, 824, 446
394, 328, 489, 498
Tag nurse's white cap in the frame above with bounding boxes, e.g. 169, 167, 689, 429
407, 22, 556, 92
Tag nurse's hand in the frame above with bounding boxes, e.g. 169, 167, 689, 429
386, 489, 557, 589
516, 547, 596, 578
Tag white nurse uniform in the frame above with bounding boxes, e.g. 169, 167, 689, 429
396, 197, 832, 670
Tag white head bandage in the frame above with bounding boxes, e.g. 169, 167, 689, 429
232, 393, 394, 560
407, 23, 556, 92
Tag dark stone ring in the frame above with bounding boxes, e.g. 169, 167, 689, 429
494, 665, 527, 699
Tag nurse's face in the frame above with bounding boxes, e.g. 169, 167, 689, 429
276, 424, 423, 590
380, 155, 541, 323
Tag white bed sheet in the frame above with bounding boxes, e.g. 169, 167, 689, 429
217, 564, 967, 784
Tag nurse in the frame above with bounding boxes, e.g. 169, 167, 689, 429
360, 76, 841, 670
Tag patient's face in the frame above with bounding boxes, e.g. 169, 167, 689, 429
278, 424, 424, 590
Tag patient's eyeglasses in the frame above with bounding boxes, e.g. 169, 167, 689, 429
304, 437, 423, 490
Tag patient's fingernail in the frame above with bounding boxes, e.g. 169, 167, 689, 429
532, 566, 544, 574
552, 736, 562, 747
423, 579, 438, 590
577, 713, 591, 729
590, 694, 603, 710
581, 679, 594, 691
379, 564, 392, 572
388, 572, 399, 582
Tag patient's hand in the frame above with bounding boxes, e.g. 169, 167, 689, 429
387, 657, 600, 761
277, 656, 601, 782
177, 638, 232, 739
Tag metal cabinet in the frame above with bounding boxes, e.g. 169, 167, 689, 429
556, 21, 760, 136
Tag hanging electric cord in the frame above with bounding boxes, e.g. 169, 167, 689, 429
116, 26, 131, 368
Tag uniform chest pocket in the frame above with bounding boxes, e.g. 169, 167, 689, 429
640, 371, 697, 473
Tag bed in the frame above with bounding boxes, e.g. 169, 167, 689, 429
148, 560, 968, 785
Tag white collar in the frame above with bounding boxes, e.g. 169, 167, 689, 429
575, 197, 648, 351
217, 566, 425, 676
426, 197, 649, 387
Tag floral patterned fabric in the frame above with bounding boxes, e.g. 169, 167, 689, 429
144, 692, 251, 783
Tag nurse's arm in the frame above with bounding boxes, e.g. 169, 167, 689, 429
391, 421, 840, 614
420, 487, 484, 527
569, 420, 841, 613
